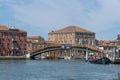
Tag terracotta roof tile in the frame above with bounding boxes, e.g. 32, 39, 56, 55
19, 29, 26, 32
98, 40, 117, 47
0, 25, 8, 30
28, 36, 44, 40
49, 25, 94, 34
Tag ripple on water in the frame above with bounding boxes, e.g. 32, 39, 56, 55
0, 60, 119, 80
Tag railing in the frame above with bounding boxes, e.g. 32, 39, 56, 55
31, 44, 105, 54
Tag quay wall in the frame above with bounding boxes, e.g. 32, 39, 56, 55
0, 56, 28, 60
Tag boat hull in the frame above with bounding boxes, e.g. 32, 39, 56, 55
89, 57, 112, 64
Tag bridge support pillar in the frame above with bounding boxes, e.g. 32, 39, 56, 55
85, 49, 89, 61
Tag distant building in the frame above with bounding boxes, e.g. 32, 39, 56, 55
98, 40, 118, 60
117, 34, 120, 58
0, 25, 27, 56
117, 34, 120, 39
27, 36, 45, 52
117, 34, 120, 46
48, 26, 96, 46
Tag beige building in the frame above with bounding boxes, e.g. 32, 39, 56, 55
48, 26, 95, 46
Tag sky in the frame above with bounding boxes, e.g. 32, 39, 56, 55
0, 0, 120, 40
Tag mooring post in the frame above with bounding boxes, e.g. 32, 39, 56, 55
85, 48, 88, 61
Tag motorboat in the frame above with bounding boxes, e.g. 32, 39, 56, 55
89, 57, 112, 64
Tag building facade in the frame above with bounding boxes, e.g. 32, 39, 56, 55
27, 36, 45, 52
48, 26, 96, 46
98, 40, 118, 60
47, 26, 96, 59
117, 34, 120, 58
0, 25, 27, 56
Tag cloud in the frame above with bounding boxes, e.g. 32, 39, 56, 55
83, 0, 120, 40
1, 0, 120, 40
8, 0, 88, 38
86, 0, 120, 31
10, 0, 86, 28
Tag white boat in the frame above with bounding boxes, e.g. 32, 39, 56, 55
41, 56, 46, 59
64, 56, 72, 60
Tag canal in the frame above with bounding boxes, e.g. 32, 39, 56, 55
0, 59, 119, 80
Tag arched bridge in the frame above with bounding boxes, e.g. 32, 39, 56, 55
30, 44, 104, 59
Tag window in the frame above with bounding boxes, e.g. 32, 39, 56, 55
70, 40, 72, 43
36, 44, 38, 48
40, 45, 42, 48
2, 33, 4, 38
1, 43, 4, 47
28, 43, 30, 47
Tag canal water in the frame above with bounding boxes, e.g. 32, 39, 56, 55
0, 59, 119, 80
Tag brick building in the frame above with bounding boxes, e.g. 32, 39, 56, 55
48, 26, 96, 46
27, 36, 45, 52
0, 25, 27, 56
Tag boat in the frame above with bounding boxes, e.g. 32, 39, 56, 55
89, 57, 112, 64
64, 56, 72, 60
113, 58, 120, 64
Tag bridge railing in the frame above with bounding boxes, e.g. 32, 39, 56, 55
31, 44, 105, 54
74, 44, 105, 53
31, 44, 61, 53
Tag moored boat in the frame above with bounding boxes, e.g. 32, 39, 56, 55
89, 57, 112, 64
64, 56, 72, 60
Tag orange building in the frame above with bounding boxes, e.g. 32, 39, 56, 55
0, 25, 27, 56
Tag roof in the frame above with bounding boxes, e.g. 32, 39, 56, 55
49, 25, 94, 34
28, 36, 44, 40
98, 40, 117, 47
0, 25, 26, 32
19, 29, 26, 32
9, 26, 26, 32
0, 25, 8, 30
99, 45, 117, 47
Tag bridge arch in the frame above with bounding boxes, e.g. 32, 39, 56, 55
30, 44, 104, 59
30, 46, 61, 59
